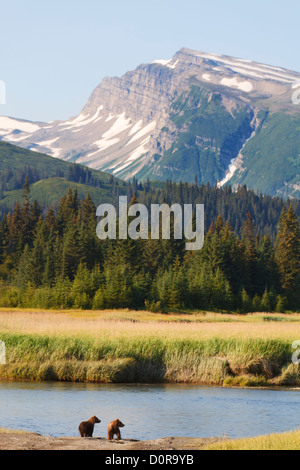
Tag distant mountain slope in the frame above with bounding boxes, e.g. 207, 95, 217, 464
0, 142, 125, 214
227, 112, 300, 199
0, 141, 117, 183
0, 177, 123, 214
0, 48, 299, 197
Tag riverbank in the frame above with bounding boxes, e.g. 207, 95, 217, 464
0, 431, 221, 451
0, 309, 300, 387
1, 429, 299, 450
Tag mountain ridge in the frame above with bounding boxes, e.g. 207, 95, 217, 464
0, 47, 299, 197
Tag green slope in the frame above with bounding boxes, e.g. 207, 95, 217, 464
138, 86, 255, 185
0, 177, 125, 213
0, 141, 113, 183
134, 85, 300, 199
229, 112, 300, 198
0, 141, 126, 213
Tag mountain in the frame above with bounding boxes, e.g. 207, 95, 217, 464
0, 48, 299, 197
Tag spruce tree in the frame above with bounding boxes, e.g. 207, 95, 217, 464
275, 205, 300, 305
241, 212, 259, 296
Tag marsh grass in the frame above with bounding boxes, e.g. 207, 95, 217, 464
203, 430, 300, 450
0, 428, 28, 434
0, 309, 300, 385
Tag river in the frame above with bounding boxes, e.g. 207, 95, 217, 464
0, 381, 299, 440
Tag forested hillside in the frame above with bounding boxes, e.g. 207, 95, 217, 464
0, 141, 125, 215
0, 178, 299, 312
1, 140, 299, 239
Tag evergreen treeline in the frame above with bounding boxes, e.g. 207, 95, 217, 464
0, 177, 299, 313
132, 179, 300, 242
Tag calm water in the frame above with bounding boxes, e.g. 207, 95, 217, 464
0, 381, 299, 440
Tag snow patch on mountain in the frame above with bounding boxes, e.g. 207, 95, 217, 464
38, 137, 59, 147
221, 77, 253, 93
153, 59, 171, 66
195, 51, 296, 84
102, 113, 132, 140
167, 60, 179, 70
48, 147, 62, 158
153, 58, 179, 69
126, 137, 150, 163
128, 120, 143, 136
0, 116, 40, 133
59, 112, 88, 127
126, 120, 156, 146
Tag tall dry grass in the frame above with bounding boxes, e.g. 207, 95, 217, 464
0, 309, 300, 340
0, 309, 300, 386
203, 430, 300, 450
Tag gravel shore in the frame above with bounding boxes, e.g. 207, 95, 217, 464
0, 432, 222, 450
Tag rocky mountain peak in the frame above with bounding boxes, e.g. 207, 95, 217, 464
0, 48, 299, 197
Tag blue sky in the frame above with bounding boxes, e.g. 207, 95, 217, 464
0, 0, 299, 122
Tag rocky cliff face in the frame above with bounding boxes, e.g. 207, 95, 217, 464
0, 48, 299, 197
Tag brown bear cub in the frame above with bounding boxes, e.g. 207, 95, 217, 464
107, 419, 125, 440
78, 416, 101, 437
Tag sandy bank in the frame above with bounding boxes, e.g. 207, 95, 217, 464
0, 432, 222, 451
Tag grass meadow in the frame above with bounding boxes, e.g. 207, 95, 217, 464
0, 308, 300, 386
203, 430, 300, 450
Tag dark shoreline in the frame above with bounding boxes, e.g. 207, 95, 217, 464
1, 377, 299, 391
